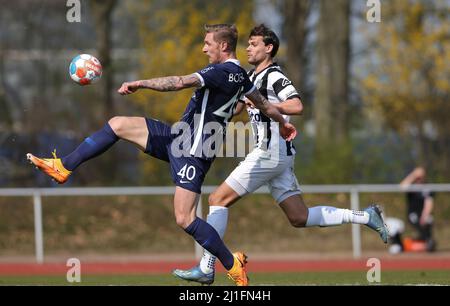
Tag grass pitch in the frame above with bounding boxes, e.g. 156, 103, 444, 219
1, 270, 448, 286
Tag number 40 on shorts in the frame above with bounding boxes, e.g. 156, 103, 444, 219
177, 164, 197, 181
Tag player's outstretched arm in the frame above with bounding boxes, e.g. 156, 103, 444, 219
118, 74, 202, 95
245, 89, 297, 141
275, 97, 303, 115
248, 97, 303, 116
245, 89, 284, 123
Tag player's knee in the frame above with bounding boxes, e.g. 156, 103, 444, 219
288, 215, 307, 228
108, 116, 126, 136
175, 214, 191, 229
208, 193, 219, 205
208, 192, 228, 207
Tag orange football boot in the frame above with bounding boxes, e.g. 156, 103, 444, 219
26, 150, 71, 184
227, 252, 249, 286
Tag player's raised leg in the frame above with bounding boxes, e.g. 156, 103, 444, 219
173, 186, 248, 286
27, 116, 148, 184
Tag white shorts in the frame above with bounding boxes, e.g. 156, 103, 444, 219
225, 148, 302, 204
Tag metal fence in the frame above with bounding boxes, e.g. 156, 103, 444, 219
1, 184, 449, 263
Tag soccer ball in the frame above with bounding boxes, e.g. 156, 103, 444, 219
69, 54, 102, 85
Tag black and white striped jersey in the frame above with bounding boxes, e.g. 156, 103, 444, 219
245, 63, 300, 156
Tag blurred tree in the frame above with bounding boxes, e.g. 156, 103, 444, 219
130, 0, 253, 123
90, 0, 118, 121
89, 0, 120, 183
315, 0, 350, 145
281, 0, 311, 100
295, 0, 352, 184
0, 50, 22, 131
362, 1, 450, 179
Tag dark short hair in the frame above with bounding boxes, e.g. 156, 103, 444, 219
249, 24, 280, 58
204, 24, 238, 53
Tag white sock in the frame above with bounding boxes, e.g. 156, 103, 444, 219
199, 206, 228, 274
305, 206, 369, 227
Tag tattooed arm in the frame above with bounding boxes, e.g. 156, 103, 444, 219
245, 88, 297, 141
245, 89, 286, 125
117, 74, 202, 95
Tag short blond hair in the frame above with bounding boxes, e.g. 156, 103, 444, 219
204, 24, 238, 52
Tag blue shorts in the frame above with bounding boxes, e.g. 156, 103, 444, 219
144, 118, 212, 194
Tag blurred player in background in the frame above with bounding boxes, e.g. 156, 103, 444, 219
174, 24, 389, 285
26, 23, 296, 286
388, 167, 436, 253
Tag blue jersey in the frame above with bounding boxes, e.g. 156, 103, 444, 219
180, 59, 255, 160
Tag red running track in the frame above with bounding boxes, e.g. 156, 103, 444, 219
1, 258, 450, 275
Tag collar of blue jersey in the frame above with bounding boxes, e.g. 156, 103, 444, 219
224, 58, 241, 66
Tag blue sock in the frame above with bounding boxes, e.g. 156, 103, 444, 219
184, 217, 234, 270
62, 123, 119, 171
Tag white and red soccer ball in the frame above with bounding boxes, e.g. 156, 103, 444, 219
69, 54, 102, 85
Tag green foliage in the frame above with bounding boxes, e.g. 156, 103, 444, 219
361, 0, 450, 178
2, 270, 450, 285
298, 140, 354, 184
294, 133, 420, 184
124, 0, 254, 183
130, 0, 254, 123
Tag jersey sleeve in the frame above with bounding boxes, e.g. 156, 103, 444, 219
238, 69, 256, 103
195, 65, 225, 89
271, 72, 301, 101
240, 72, 256, 100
